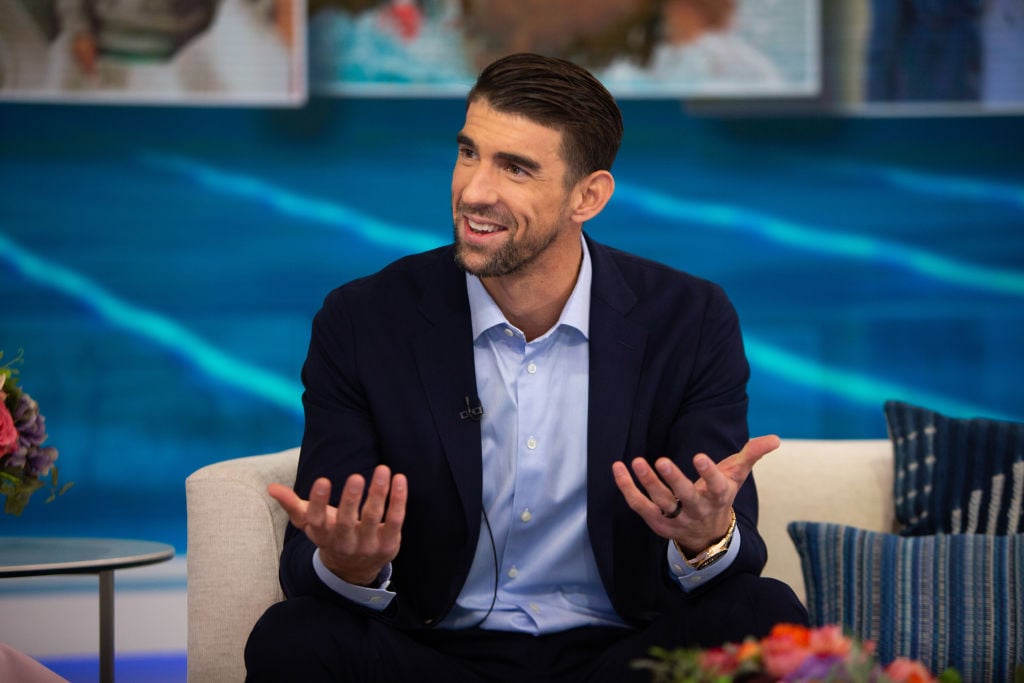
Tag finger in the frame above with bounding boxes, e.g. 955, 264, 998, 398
611, 461, 646, 509
653, 457, 697, 503
383, 473, 408, 531
693, 434, 782, 505
746, 433, 781, 460
718, 434, 782, 482
359, 465, 393, 524
690, 453, 732, 502
267, 483, 308, 526
336, 473, 367, 524
379, 473, 407, 555
613, 460, 667, 518
630, 458, 666, 502
305, 477, 332, 530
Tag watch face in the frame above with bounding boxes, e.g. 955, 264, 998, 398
693, 548, 727, 571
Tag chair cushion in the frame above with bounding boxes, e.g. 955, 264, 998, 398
788, 520, 1024, 683
884, 400, 1024, 535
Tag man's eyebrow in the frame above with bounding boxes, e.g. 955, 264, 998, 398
456, 133, 542, 173
497, 151, 542, 173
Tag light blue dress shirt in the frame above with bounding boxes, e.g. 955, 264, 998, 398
313, 237, 741, 628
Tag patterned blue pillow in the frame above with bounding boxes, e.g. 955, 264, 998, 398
884, 400, 1024, 536
788, 521, 1024, 683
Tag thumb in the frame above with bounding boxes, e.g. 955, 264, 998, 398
721, 435, 781, 481
743, 434, 781, 462
267, 482, 307, 523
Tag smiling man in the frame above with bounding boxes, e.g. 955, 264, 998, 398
245, 53, 806, 683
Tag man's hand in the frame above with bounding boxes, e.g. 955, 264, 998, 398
268, 465, 407, 586
611, 435, 780, 556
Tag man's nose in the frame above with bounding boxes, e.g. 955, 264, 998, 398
460, 165, 500, 206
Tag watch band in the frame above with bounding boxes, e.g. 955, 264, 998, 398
678, 508, 737, 570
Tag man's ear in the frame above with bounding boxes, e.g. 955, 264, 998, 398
571, 170, 615, 224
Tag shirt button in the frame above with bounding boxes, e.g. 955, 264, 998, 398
504, 328, 514, 337
527, 362, 537, 374
526, 437, 537, 450
529, 603, 541, 614
520, 509, 532, 522
507, 566, 519, 579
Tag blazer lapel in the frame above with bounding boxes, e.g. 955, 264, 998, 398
411, 256, 483, 533
585, 237, 649, 571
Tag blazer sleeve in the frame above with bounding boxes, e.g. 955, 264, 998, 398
278, 287, 385, 606
666, 282, 765, 583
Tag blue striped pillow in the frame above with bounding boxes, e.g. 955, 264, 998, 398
884, 400, 1024, 536
788, 521, 1024, 683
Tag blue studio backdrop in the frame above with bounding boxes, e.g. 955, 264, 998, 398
1, 99, 1022, 552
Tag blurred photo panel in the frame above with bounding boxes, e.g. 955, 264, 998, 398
836, 0, 1024, 113
0, 0, 306, 104
308, 0, 820, 98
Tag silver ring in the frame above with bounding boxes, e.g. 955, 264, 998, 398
662, 498, 683, 519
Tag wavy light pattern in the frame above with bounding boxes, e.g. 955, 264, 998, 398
139, 152, 445, 254
3, 226, 1009, 421
615, 181, 1024, 298
744, 336, 1019, 423
829, 161, 1024, 210
0, 232, 303, 417
9, 153, 1015, 421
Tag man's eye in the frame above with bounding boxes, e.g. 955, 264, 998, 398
506, 163, 524, 177
459, 147, 477, 159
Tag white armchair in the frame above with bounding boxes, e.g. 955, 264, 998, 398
184, 440, 893, 681
185, 448, 299, 683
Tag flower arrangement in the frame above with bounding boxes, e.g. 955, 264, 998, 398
0, 349, 71, 516
634, 624, 962, 683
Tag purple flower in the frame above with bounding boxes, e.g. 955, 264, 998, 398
2, 392, 58, 476
783, 654, 852, 682
13, 393, 47, 450
25, 446, 58, 478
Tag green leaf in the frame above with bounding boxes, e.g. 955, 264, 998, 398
939, 669, 964, 683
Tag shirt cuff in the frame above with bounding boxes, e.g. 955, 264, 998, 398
312, 548, 396, 611
666, 526, 742, 592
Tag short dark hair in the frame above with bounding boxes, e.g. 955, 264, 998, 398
466, 53, 624, 187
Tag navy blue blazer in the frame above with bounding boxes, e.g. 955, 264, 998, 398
280, 234, 766, 630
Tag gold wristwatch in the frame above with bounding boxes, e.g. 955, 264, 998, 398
679, 508, 737, 570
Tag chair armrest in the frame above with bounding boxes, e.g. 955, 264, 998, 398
755, 438, 895, 606
186, 448, 299, 683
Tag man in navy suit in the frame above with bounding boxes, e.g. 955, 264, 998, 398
245, 52, 806, 682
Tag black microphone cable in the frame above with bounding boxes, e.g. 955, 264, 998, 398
465, 505, 499, 629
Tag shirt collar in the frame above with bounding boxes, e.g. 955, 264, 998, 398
467, 235, 592, 341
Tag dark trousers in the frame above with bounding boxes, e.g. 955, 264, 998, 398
244, 574, 807, 683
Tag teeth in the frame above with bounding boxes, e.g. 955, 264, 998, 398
468, 219, 501, 233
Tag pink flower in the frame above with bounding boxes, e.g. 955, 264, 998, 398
0, 400, 17, 456
885, 657, 937, 683
808, 625, 854, 657
760, 624, 814, 678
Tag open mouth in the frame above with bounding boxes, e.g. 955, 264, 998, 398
466, 217, 506, 235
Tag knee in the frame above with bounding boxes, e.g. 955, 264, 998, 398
245, 596, 365, 682
684, 573, 807, 644
730, 574, 809, 635
245, 599, 311, 680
